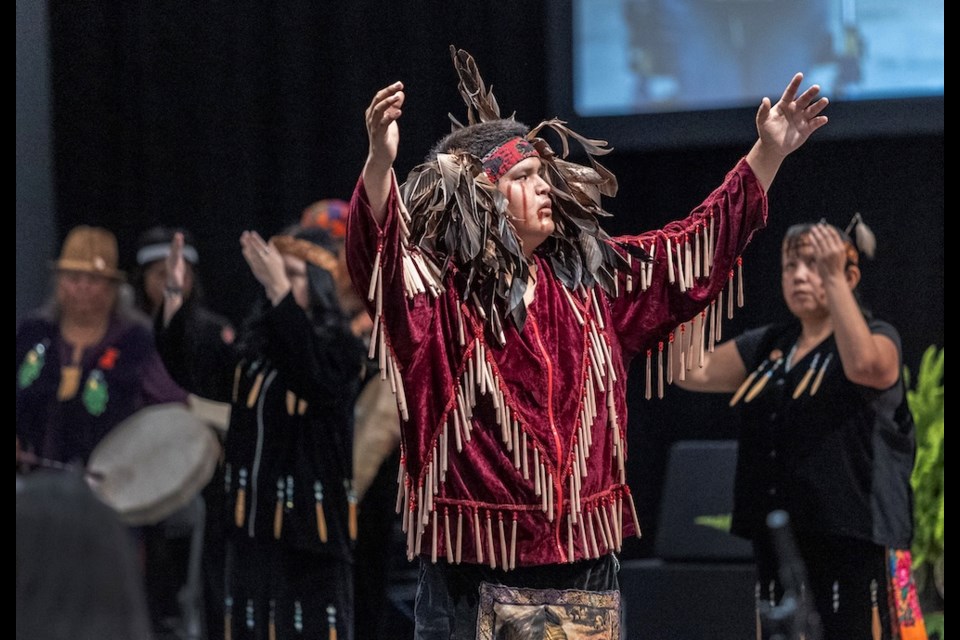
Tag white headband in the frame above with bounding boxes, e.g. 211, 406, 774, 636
136, 243, 199, 266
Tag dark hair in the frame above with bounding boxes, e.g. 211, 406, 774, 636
290, 225, 344, 326
428, 119, 529, 162
16, 471, 153, 640
782, 222, 859, 267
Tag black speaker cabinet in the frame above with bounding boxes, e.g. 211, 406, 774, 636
618, 440, 757, 639
654, 440, 752, 561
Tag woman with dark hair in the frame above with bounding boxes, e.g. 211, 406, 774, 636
133, 225, 236, 399
676, 220, 926, 639
157, 225, 365, 640
133, 225, 239, 639
17, 470, 153, 640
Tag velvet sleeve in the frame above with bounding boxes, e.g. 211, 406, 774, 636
345, 173, 439, 365
608, 157, 768, 361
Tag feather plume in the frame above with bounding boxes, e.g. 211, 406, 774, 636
844, 212, 876, 259
450, 46, 502, 124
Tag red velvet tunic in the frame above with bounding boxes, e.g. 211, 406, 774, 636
345, 158, 767, 567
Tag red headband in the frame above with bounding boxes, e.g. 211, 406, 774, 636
481, 137, 539, 183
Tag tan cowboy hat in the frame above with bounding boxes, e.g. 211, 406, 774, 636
52, 225, 125, 281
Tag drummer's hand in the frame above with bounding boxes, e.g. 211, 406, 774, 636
240, 231, 290, 306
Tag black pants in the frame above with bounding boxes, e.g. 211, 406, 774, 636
414, 554, 620, 640
753, 532, 891, 640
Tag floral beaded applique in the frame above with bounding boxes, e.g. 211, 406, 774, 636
82, 369, 109, 416
889, 548, 928, 638
18, 342, 47, 389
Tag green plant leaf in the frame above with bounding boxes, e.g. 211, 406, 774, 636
906, 345, 944, 579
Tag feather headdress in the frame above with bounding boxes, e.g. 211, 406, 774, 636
401, 47, 642, 344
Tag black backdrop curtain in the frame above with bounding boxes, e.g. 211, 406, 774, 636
46, 0, 943, 558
